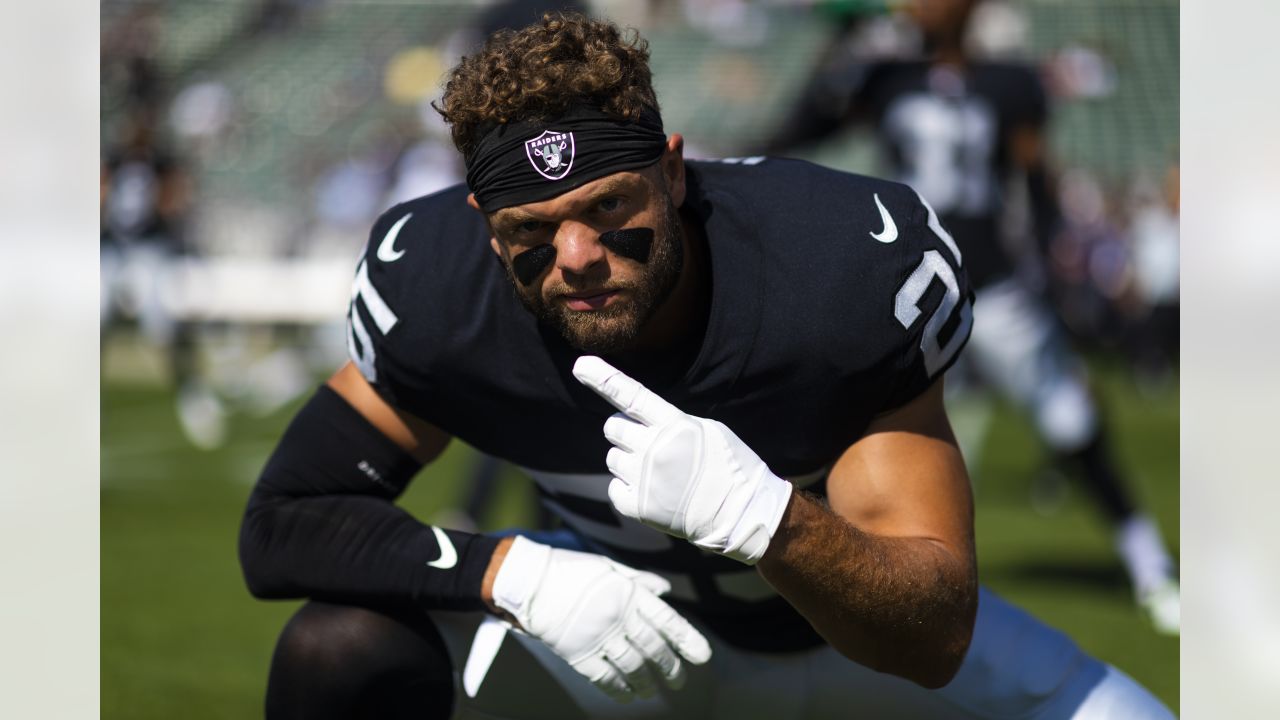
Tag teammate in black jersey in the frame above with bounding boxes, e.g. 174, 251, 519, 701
763, 0, 1180, 635
239, 12, 1171, 719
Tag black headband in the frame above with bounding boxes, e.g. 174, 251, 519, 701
465, 104, 667, 213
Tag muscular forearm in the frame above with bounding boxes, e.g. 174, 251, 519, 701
569, 358, 976, 686
756, 490, 977, 688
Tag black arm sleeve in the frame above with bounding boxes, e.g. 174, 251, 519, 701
238, 385, 501, 611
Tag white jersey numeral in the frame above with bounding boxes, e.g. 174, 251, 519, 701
714, 156, 766, 165
894, 250, 973, 377
347, 258, 399, 383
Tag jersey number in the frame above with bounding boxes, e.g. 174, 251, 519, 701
348, 258, 399, 383
894, 250, 973, 377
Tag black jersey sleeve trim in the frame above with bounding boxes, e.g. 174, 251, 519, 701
238, 386, 500, 611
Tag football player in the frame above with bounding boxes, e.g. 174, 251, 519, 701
239, 12, 1173, 719
101, 109, 224, 449
763, 0, 1180, 634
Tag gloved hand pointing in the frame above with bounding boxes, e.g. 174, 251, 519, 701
573, 356, 794, 565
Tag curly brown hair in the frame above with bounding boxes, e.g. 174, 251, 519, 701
435, 12, 660, 159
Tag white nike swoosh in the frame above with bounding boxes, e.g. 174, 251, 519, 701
376, 213, 413, 262
870, 193, 898, 243
427, 526, 458, 569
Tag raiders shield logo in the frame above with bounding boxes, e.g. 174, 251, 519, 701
524, 130, 576, 180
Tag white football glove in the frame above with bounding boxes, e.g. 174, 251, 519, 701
572, 356, 794, 565
491, 535, 712, 702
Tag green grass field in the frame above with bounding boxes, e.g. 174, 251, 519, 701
102, 354, 1178, 718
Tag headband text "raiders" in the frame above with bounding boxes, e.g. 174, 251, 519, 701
464, 104, 667, 213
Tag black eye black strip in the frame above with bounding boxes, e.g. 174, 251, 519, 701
511, 244, 556, 286
599, 227, 654, 263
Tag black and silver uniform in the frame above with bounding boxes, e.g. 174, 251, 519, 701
348, 158, 973, 651
772, 59, 1047, 291
856, 61, 1047, 290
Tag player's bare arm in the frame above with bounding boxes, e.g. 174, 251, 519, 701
755, 377, 977, 689
326, 361, 453, 464
575, 356, 976, 690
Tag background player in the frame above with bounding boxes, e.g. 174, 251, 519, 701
238, 12, 1171, 719
762, 0, 1179, 634
100, 105, 227, 449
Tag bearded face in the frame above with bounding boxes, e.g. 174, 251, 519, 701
505, 192, 684, 354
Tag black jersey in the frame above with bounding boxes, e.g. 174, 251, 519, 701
347, 157, 973, 651
852, 60, 1047, 290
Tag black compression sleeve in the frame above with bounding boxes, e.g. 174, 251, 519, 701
238, 385, 501, 611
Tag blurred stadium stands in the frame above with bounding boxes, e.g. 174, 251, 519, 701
1029, 1, 1177, 185
101, 0, 1177, 261
100, 0, 1180, 442
100, 4, 1180, 715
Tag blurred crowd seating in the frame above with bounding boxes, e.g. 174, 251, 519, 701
100, 0, 1178, 359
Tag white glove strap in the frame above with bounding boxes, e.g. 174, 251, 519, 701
724, 475, 793, 565
491, 535, 550, 621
